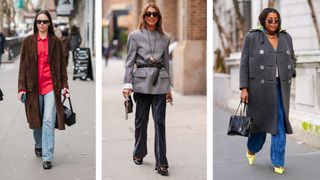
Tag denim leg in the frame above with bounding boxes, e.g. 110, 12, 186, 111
133, 93, 152, 158
41, 91, 56, 161
247, 132, 267, 153
270, 80, 286, 167
151, 94, 168, 168
33, 94, 44, 148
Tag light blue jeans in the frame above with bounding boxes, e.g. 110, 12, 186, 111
247, 79, 286, 167
33, 91, 56, 161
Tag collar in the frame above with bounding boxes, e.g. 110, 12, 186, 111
37, 33, 48, 41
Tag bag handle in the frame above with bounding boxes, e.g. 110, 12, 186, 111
235, 100, 248, 116
63, 97, 74, 112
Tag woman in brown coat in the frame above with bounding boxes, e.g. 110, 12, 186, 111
18, 10, 69, 170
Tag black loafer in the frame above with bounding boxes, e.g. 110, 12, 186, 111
35, 148, 42, 157
156, 166, 169, 176
43, 161, 52, 170
133, 156, 143, 165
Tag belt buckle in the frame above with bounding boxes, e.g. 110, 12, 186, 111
148, 56, 157, 64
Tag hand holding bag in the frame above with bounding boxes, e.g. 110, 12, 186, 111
227, 101, 251, 137
62, 96, 76, 126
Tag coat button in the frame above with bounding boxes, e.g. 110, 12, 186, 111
261, 79, 265, 84
286, 50, 290, 55
288, 80, 291, 83
259, 50, 264, 54
260, 65, 265, 70
288, 64, 291, 69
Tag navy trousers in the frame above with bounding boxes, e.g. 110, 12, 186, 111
133, 93, 168, 168
247, 79, 286, 167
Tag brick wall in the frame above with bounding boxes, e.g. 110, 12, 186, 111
187, 0, 206, 40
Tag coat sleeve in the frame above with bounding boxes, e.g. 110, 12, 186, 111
287, 34, 297, 78
59, 39, 69, 89
163, 37, 172, 87
123, 33, 137, 89
239, 33, 251, 90
18, 38, 27, 92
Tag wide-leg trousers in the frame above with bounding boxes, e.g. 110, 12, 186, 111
133, 93, 168, 168
247, 79, 286, 167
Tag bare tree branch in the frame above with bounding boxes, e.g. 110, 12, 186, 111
268, 0, 275, 8
307, 0, 320, 49
232, 0, 245, 51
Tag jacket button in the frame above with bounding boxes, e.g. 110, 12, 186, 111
288, 80, 291, 83
259, 50, 264, 54
260, 65, 264, 70
261, 79, 265, 84
288, 64, 291, 69
286, 50, 290, 55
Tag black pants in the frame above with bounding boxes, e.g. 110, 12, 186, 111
133, 93, 168, 168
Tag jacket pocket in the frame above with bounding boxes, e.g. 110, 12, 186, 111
159, 70, 169, 79
133, 70, 147, 78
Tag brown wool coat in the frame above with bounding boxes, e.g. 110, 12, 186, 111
18, 33, 69, 130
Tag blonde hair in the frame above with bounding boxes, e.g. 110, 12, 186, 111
138, 3, 164, 34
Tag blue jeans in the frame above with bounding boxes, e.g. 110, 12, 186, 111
247, 79, 286, 167
33, 91, 56, 161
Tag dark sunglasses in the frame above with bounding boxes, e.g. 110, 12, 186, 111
144, 12, 159, 17
266, 19, 280, 24
36, 20, 50, 24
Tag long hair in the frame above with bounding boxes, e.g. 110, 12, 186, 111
33, 10, 55, 35
138, 3, 164, 34
258, 8, 281, 34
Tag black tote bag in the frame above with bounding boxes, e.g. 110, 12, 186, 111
62, 97, 76, 126
227, 101, 251, 137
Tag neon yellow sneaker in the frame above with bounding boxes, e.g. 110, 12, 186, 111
274, 166, 285, 174
246, 152, 255, 165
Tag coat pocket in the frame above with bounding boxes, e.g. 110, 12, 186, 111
133, 69, 147, 78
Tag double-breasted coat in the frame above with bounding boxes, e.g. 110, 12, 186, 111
239, 27, 296, 135
18, 33, 69, 130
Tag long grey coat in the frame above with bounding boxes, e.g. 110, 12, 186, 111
239, 28, 296, 135
123, 29, 171, 94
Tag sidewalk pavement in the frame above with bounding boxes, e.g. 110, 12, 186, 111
102, 58, 207, 180
213, 104, 320, 180
0, 56, 95, 180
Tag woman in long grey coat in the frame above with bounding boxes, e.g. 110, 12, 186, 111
239, 8, 296, 174
122, 3, 172, 176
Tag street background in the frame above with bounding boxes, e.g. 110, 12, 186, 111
102, 58, 206, 180
0, 56, 96, 180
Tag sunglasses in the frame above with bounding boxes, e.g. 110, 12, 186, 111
36, 20, 50, 24
144, 12, 159, 18
266, 19, 280, 24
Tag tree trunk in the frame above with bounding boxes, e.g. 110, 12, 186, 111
232, 0, 245, 51
307, 0, 320, 49
268, 0, 275, 8
213, 0, 232, 57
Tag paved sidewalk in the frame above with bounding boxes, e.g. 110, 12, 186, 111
0, 57, 95, 180
213, 104, 320, 180
102, 59, 207, 180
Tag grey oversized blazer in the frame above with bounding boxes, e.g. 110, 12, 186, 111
239, 27, 296, 135
123, 29, 171, 94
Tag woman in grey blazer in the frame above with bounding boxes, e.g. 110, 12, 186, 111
239, 8, 296, 174
122, 3, 172, 176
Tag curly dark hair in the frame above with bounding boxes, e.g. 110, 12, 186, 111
259, 8, 281, 34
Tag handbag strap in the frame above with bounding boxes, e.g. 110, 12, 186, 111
235, 100, 248, 116
63, 97, 74, 112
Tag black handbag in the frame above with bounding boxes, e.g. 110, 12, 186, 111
124, 95, 133, 120
62, 97, 76, 126
0, 88, 3, 101
227, 101, 252, 137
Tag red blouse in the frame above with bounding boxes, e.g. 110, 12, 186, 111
37, 34, 53, 95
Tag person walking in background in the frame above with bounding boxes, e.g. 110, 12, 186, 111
61, 29, 71, 66
0, 28, 6, 68
122, 3, 172, 176
18, 10, 69, 170
70, 25, 82, 61
239, 8, 296, 174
